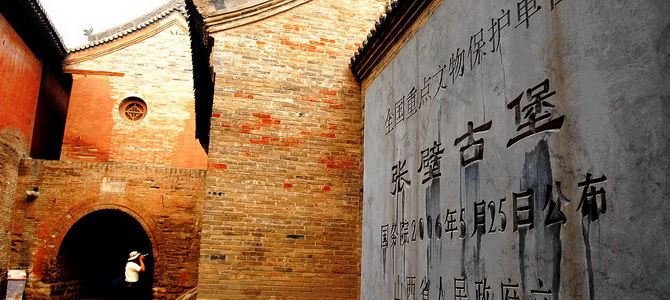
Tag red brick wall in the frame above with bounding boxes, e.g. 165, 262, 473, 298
198, 0, 387, 298
10, 159, 205, 299
62, 13, 207, 169
61, 74, 115, 162
0, 12, 42, 146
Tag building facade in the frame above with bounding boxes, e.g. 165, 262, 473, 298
2, 0, 388, 298
2, 0, 668, 299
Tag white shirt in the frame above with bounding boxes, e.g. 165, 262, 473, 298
125, 261, 142, 282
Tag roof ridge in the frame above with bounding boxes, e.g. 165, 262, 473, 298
68, 0, 187, 53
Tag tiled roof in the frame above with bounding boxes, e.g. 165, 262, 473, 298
10, 0, 69, 59
68, 0, 187, 52
350, 0, 402, 65
350, 0, 438, 81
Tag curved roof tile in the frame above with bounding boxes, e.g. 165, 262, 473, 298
350, 0, 439, 81
351, 0, 401, 67
68, 0, 187, 53
14, 0, 69, 58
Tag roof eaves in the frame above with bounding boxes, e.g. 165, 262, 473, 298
68, 0, 187, 53
24, 0, 68, 58
350, 0, 437, 82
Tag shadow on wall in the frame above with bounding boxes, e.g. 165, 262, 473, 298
49, 209, 153, 299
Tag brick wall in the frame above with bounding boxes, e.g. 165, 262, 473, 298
60, 73, 115, 162
197, 0, 387, 298
62, 12, 207, 169
0, 12, 41, 289
0, 12, 42, 146
10, 159, 205, 299
0, 128, 28, 295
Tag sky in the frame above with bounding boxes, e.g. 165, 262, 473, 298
39, 0, 171, 48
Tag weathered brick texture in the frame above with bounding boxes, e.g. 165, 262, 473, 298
198, 0, 387, 298
62, 12, 207, 169
0, 11, 40, 285
0, 128, 27, 293
10, 159, 205, 299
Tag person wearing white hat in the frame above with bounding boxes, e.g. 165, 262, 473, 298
124, 251, 146, 293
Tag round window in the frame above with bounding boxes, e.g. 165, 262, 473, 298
119, 97, 147, 122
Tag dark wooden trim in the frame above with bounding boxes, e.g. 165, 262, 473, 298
62, 69, 125, 77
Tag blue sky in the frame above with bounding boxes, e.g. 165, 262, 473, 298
39, 0, 170, 48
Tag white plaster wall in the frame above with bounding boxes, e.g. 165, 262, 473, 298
362, 0, 670, 299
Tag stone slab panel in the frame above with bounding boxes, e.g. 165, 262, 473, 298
362, 1, 670, 299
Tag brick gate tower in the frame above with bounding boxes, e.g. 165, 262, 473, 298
6, 0, 207, 298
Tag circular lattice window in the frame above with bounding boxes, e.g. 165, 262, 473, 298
119, 97, 147, 122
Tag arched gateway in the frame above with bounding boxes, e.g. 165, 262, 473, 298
51, 209, 154, 299
9, 160, 203, 299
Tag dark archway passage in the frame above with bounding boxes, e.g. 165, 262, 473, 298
55, 209, 154, 299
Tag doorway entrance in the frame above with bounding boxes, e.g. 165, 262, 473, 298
54, 209, 153, 299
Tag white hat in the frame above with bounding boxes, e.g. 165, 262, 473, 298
128, 251, 141, 261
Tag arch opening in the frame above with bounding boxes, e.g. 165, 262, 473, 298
52, 209, 154, 299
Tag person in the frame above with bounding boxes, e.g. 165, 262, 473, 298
124, 251, 146, 297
